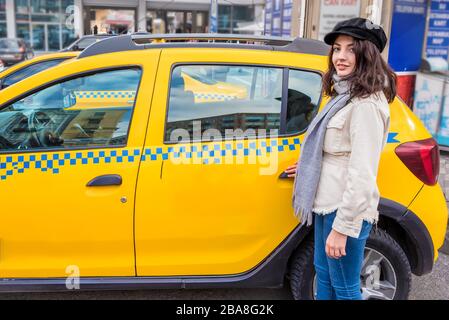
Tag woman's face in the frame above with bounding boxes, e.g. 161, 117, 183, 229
332, 35, 356, 77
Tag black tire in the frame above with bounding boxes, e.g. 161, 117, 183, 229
288, 228, 412, 300
289, 235, 315, 300
364, 227, 411, 300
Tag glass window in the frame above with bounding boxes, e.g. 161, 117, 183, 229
31, 14, 60, 23
0, 22, 6, 37
0, 0, 5, 21
218, 5, 231, 33
16, 23, 31, 44
165, 65, 283, 142
1, 58, 69, 88
48, 24, 61, 50
62, 25, 76, 48
15, 0, 75, 51
286, 69, 322, 134
15, 0, 30, 14
31, 0, 60, 14
32, 24, 45, 51
0, 68, 141, 151
72, 37, 98, 50
165, 65, 322, 142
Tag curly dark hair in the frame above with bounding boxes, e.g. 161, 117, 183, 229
322, 37, 397, 103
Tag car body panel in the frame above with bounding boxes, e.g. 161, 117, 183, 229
0, 50, 161, 277
135, 48, 310, 276
408, 183, 448, 262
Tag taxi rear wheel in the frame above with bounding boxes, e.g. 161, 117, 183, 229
289, 228, 411, 300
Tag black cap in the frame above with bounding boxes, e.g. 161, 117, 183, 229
324, 17, 387, 52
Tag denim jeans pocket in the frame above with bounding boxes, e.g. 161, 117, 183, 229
358, 220, 373, 240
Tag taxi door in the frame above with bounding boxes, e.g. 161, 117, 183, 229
0, 50, 160, 278
135, 48, 325, 276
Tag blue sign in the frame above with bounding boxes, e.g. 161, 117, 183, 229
264, 0, 292, 37
271, 0, 283, 36
388, 0, 428, 72
426, 0, 449, 60
282, 0, 292, 37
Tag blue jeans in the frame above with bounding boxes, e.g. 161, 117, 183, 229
313, 210, 372, 300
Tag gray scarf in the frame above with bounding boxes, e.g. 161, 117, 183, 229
292, 74, 351, 227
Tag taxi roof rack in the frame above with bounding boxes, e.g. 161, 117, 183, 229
78, 33, 330, 59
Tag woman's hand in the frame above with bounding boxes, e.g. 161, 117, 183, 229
284, 162, 298, 178
326, 229, 348, 259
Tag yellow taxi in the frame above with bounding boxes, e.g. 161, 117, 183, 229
0, 34, 446, 300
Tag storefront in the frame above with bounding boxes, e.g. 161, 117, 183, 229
13, 0, 77, 52
147, 0, 264, 34
85, 6, 137, 35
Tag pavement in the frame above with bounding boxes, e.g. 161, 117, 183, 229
1, 152, 449, 300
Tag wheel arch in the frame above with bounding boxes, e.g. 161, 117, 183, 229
377, 197, 434, 276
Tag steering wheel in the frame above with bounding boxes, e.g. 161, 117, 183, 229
27, 110, 62, 148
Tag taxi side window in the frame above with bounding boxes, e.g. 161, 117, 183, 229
286, 69, 322, 134
1, 58, 69, 89
0, 68, 141, 152
164, 65, 322, 143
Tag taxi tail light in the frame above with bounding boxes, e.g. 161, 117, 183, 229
394, 138, 440, 186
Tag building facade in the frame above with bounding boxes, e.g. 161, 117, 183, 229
0, 0, 265, 53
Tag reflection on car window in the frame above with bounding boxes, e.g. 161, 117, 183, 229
2, 58, 69, 88
75, 38, 98, 49
165, 65, 322, 142
0, 68, 141, 151
286, 70, 322, 134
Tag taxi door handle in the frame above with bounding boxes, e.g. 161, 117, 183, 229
87, 174, 122, 187
279, 172, 289, 179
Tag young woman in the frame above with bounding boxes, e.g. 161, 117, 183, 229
284, 18, 397, 300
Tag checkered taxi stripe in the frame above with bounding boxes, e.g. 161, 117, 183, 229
74, 91, 136, 99
141, 138, 301, 163
0, 133, 400, 181
194, 93, 239, 102
0, 138, 300, 181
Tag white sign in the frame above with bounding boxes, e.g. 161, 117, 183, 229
318, 0, 361, 41
413, 73, 444, 136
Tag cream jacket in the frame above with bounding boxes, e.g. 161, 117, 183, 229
312, 92, 390, 238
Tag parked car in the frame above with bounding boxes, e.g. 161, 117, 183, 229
0, 59, 4, 72
0, 38, 34, 66
0, 52, 78, 90
61, 34, 116, 52
0, 34, 447, 300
